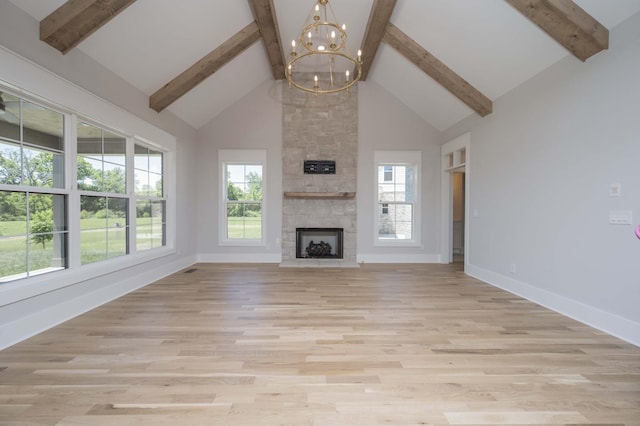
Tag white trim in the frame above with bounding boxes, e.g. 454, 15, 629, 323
440, 133, 470, 266
218, 149, 267, 247
357, 253, 441, 263
466, 263, 640, 347
0, 254, 195, 350
0, 246, 177, 307
131, 140, 170, 254
67, 114, 81, 269
197, 253, 281, 263
373, 150, 422, 247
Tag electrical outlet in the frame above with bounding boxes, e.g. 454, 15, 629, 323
609, 210, 632, 225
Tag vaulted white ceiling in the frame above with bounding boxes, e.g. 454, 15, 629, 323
8, 0, 640, 132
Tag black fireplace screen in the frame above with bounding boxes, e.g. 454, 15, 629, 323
296, 228, 343, 259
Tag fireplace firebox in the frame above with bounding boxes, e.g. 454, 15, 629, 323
296, 228, 343, 259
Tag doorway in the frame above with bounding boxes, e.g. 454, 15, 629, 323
451, 171, 465, 263
440, 133, 470, 269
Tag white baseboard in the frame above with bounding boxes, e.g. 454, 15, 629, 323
466, 264, 640, 347
197, 253, 282, 263
0, 255, 196, 350
199, 253, 441, 264
357, 253, 441, 264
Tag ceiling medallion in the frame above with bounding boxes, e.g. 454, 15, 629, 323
286, 0, 362, 94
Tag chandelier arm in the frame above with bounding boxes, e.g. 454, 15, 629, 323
286, 50, 361, 94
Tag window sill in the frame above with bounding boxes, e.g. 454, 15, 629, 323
374, 239, 422, 248
0, 246, 176, 307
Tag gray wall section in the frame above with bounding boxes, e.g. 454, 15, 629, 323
0, 2, 198, 349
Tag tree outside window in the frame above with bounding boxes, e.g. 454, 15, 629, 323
0, 92, 67, 281
226, 164, 262, 240
219, 149, 266, 246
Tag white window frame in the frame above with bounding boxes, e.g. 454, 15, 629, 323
374, 150, 421, 247
0, 91, 69, 282
132, 140, 167, 253
0, 49, 176, 306
75, 119, 130, 265
218, 149, 266, 247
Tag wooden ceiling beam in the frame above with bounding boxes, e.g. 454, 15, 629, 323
149, 22, 261, 113
359, 0, 397, 81
248, 0, 286, 80
504, 0, 608, 61
40, 0, 136, 54
383, 23, 492, 117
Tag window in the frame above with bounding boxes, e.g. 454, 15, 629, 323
374, 151, 421, 246
76, 129, 166, 261
219, 149, 266, 245
0, 86, 171, 283
77, 123, 126, 194
134, 144, 165, 251
383, 165, 393, 182
77, 122, 129, 264
0, 73, 174, 291
0, 93, 68, 281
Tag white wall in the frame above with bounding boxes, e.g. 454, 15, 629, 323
460, 12, 640, 345
0, 2, 199, 349
357, 82, 443, 262
196, 80, 283, 262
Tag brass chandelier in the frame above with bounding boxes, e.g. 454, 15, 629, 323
286, 0, 362, 94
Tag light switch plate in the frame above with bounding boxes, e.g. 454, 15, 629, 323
609, 210, 632, 225
609, 183, 621, 197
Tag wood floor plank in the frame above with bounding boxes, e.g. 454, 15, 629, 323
0, 263, 638, 425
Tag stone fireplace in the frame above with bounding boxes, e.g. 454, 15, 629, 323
281, 78, 357, 267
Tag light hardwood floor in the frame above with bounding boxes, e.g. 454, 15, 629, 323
1, 263, 638, 425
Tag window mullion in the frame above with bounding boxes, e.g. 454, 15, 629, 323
67, 113, 81, 270
126, 137, 136, 256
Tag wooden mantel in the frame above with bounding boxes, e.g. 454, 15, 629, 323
284, 192, 356, 199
